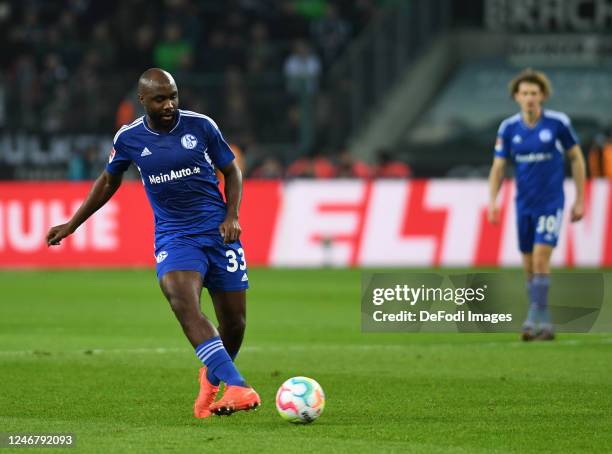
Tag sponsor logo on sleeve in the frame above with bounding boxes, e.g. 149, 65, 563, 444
495, 137, 503, 152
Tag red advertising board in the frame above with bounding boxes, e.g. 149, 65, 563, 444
1, 180, 610, 268
0, 182, 155, 267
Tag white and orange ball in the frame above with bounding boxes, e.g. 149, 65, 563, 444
275, 376, 325, 424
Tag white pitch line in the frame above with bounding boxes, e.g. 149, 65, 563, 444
0, 338, 611, 357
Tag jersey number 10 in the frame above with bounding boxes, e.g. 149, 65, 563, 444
536, 215, 559, 235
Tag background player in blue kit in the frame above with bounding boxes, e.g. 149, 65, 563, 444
46, 68, 260, 417
488, 69, 586, 341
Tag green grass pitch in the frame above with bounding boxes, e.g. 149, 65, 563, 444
1, 268, 611, 453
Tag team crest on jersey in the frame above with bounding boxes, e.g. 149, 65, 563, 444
109, 147, 116, 163
181, 134, 198, 149
539, 129, 552, 143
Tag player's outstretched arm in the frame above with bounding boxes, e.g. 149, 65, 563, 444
47, 170, 124, 246
487, 157, 506, 224
218, 160, 243, 244
567, 145, 586, 222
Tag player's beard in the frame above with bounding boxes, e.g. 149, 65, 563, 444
154, 111, 177, 129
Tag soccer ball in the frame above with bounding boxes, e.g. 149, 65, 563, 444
275, 376, 325, 424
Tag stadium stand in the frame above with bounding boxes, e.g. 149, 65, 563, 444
404, 59, 612, 176
0, 0, 390, 179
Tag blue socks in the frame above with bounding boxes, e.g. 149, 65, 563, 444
207, 369, 221, 386
525, 274, 552, 332
195, 336, 245, 387
532, 274, 552, 331
206, 349, 238, 386
525, 278, 538, 330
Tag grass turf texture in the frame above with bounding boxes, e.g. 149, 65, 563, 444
1, 268, 611, 453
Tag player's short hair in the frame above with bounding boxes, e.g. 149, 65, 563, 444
508, 68, 553, 99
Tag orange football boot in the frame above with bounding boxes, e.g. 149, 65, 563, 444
209, 385, 261, 416
194, 367, 220, 418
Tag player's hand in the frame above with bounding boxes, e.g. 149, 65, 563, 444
219, 216, 241, 244
487, 204, 500, 224
571, 201, 584, 222
46, 223, 74, 246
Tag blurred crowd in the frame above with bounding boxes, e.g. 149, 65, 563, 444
248, 148, 412, 179
0, 0, 413, 180
588, 127, 612, 178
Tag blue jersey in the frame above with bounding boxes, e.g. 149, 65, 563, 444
494, 109, 579, 212
106, 110, 235, 244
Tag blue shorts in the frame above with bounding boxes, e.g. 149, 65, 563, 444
516, 207, 563, 253
154, 234, 249, 292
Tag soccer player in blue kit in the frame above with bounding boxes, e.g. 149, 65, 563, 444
488, 69, 586, 341
46, 68, 261, 417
